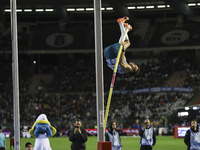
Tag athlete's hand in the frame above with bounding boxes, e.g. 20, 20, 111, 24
120, 40, 130, 50
123, 40, 130, 50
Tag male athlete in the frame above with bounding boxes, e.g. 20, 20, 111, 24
104, 16, 140, 75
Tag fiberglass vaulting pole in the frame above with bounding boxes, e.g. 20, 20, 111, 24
10, 0, 20, 149
94, 0, 105, 142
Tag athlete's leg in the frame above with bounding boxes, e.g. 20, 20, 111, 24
117, 17, 132, 43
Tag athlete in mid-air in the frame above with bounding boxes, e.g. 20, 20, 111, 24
104, 16, 140, 75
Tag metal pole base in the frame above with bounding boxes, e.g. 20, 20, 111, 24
97, 141, 112, 150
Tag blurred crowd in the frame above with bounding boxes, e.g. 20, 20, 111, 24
0, 51, 200, 131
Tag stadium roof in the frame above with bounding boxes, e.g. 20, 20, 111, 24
1, 0, 200, 23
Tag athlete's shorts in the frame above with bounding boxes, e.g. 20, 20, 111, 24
104, 43, 121, 60
104, 43, 126, 74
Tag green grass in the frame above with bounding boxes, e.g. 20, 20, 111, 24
6, 136, 186, 150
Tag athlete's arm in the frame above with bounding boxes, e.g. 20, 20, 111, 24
119, 40, 133, 72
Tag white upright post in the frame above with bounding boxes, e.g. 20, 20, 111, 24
94, 0, 105, 142
10, 0, 20, 149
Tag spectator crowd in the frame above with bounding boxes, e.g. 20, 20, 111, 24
0, 52, 199, 132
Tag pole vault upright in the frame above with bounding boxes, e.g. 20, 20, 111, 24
10, 0, 20, 149
94, 0, 104, 142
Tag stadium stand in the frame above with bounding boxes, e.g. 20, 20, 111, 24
1, 16, 200, 136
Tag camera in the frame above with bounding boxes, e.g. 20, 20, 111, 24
144, 122, 147, 125
75, 126, 79, 128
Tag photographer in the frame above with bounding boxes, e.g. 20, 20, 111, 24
139, 119, 156, 150
184, 119, 200, 150
69, 119, 88, 150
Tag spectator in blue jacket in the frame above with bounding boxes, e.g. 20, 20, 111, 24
0, 125, 6, 150
105, 121, 122, 150
184, 119, 200, 150
139, 119, 156, 150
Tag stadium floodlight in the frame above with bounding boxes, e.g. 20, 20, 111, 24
67, 8, 75, 11
33, 61, 37, 64
185, 107, 189, 110
157, 5, 166, 8
146, 6, 154, 9
86, 8, 94, 11
24, 9, 32, 12
167, 5, 170, 7
188, 3, 196, 6
127, 6, 136, 9
193, 106, 199, 110
101, 8, 105, 10
5, 9, 11, 12
45, 9, 54, 12
76, 8, 84, 11
198, 3, 200, 6
35, 9, 44, 12
16, 9, 22, 12
106, 7, 113, 10
137, 6, 145, 9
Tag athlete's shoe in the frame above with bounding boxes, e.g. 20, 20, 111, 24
117, 16, 129, 24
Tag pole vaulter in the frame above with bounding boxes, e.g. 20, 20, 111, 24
104, 16, 140, 130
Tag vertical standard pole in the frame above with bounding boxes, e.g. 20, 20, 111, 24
94, 0, 104, 141
10, 0, 20, 149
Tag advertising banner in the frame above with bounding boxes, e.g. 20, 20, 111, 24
113, 87, 192, 94
149, 21, 200, 47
